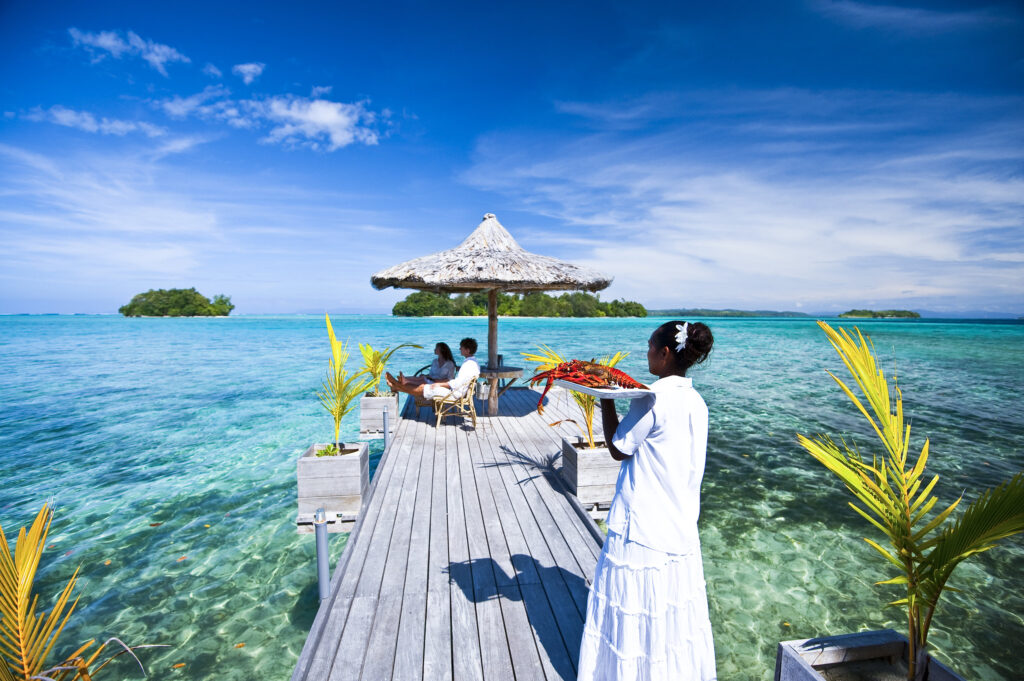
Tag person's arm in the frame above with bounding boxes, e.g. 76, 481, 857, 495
601, 399, 630, 460
447, 360, 478, 393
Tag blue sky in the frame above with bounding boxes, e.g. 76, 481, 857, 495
1, 1, 1022, 315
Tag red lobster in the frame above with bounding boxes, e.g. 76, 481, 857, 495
529, 360, 647, 414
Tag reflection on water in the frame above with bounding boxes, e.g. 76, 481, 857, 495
0, 315, 1021, 680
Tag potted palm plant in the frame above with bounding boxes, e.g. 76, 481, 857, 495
297, 314, 375, 531
357, 341, 422, 434
1, 503, 158, 680
522, 345, 629, 510
778, 321, 1024, 681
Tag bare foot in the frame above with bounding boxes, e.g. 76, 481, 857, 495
385, 373, 398, 390
398, 372, 406, 384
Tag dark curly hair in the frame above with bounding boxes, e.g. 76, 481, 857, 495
435, 342, 455, 364
651, 321, 713, 375
460, 337, 478, 355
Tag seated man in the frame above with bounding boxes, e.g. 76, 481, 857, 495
387, 337, 479, 401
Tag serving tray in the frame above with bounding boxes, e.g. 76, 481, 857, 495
553, 379, 653, 400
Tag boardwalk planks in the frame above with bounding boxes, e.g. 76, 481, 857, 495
292, 389, 604, 681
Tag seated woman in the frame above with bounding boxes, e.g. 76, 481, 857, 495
387, 338, 479, 401
400, 342, 457, 387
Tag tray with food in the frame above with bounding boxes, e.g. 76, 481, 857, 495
526, 358, 652, 413
553, 379, 653, 399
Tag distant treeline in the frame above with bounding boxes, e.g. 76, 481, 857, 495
839, 309, 920, 318
393, 291, 646, 317
119, 288, 235, 317
648, 308, 810, 318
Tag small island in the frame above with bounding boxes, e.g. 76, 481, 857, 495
119, 288, 235, 317
838, 309, 920, 319
392, 291, 646, 317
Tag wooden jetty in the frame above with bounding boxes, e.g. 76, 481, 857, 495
292, 387, 606, 681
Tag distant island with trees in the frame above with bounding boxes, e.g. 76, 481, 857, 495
119, 288, 235, 317
838, 309, 920, 319
648, 308, 811, 318
392, 291, 646, 317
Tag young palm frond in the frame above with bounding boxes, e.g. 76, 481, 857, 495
0, 505, 80, 681
919, 473, 1024, 611
0, 505, 154, 680
319, 314, 374, 449
358, 342, 422, 397
797, 321, 1024, 681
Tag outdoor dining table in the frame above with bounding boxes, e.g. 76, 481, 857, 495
479, 365, 524, 416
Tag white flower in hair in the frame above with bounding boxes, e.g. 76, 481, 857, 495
675, 323, 689, 353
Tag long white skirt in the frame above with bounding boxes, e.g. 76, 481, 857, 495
577, 530, 717, 681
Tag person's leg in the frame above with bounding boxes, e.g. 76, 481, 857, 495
386, 372, 426, 398
403, 374, 428, 386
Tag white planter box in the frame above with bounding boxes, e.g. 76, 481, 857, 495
561, 437, 620, 510
776, 629, 964, 681
360, 394, 399, 434
296, 441, 369, 533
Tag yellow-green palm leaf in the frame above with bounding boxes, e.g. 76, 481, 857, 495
359, 342, 422, 396
797, 320, 1024, 678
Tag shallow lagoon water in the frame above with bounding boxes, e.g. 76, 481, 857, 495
0, 315, 1022, 680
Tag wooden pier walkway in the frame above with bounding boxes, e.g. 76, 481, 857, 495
292, 387, 606, 681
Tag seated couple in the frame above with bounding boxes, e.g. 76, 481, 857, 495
387, 337, 480, 401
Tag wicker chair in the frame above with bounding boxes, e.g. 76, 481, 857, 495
421, 379, 478, 428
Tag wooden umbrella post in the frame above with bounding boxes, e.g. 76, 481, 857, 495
487, 289, 498, 368
487, 288, 499, 415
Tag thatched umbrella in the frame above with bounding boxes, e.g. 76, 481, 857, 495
371, 211, 612, 382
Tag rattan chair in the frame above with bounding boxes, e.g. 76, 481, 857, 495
431, 380, 479, 428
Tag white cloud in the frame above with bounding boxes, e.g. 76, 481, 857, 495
68, 28, 190, 76
152, 89, 382, 150
311, 85, 333, 97
26, 105, 166, 137
812, 1, 1015, 33
462, 89, 1024, 313
258, 96, 379, 150
232, 62, 265, 85
203, 63, 223, 78
158, 85, 233, 118
68, 28, 131, 58
0, 143, 404, 312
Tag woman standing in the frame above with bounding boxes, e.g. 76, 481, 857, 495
577, 321, 717, 681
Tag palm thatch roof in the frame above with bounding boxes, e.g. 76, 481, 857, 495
370, 213, 611, 293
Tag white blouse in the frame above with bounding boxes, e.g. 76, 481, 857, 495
428, 358, 456, 381
606, 375, 709, 555
447, 356, 480, 398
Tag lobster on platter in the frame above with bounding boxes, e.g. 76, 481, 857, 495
529, 359, 647, 414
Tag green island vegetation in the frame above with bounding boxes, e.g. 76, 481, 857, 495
648, 308, 810, 318
392, 291, 646, 317
118, 288, 235, 317
839, 309, 920, 318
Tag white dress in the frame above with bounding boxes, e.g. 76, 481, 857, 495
577, 375, 717, 681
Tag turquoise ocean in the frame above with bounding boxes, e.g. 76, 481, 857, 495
1, 314, 1022, 680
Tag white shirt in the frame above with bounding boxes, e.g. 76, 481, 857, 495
448, 356, 480, 398
605, 375, 709, 555
428, 358, 456, 381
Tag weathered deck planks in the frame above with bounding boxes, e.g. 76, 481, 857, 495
292, 386, 607, 681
